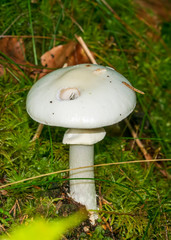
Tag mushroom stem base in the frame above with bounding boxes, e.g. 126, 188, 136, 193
69, 145, 97, 212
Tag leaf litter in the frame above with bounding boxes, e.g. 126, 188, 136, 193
0, 38, 94, 80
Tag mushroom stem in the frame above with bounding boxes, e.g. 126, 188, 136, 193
69, 144, 97, 211
63, 128, 106, 224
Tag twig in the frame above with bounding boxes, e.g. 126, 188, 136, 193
98, 187, 114, 236
0, 159, 170, 190
125, 119, 171, 179
31, 123, 44, 142
9, 199, 21, 218
58, 0, 84, 33
98, 186, 112, 206
20, 214, 28, 225
69, 15, 84, 33
16, 199, 22, 214
75, 35, 97, 64
125, 119, 152, 161
0, 224, 11, 237
98, 185, 103, 210
122, 81, 145, 95
101, 215, 114, 234
130, 124, 139, 152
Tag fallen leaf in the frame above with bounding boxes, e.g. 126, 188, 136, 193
39, 41, 95, 78
0, 37, 26, 65
67, 43, 93, 66
0, 37, 36, 80
0, 38, 95, 81
40, 41, 77, 77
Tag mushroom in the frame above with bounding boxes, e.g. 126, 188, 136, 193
26, 64, 136, 223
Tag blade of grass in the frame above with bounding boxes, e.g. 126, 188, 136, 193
48, 12, 62, 50
0, 51, 31, 84
138, 96, 168, 156
1, 13, 26, 36
99, 0, 159, 59
142, 189, 170, 240
28, 0, 38, 65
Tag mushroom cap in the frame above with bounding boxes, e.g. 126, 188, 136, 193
26, 64, 136, 129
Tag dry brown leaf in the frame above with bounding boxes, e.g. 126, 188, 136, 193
0, 37, 35, 80
0, 37, 26, 65
0, 38, 95, 81
40, 41, 94, 78
40, 41, 77, 77
67, 43, 93, 66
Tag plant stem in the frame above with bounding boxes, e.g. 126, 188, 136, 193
28, 0, 38, 65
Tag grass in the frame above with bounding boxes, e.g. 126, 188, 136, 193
0, 0, 171, 239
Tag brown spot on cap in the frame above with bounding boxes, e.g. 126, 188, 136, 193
93, 68, 106, 74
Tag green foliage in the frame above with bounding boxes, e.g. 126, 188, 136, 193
1, 210, 87, 240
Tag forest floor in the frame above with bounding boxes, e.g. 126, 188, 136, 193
0, 0, 170, 239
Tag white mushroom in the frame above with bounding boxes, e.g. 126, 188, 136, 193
26, 64, 136, 223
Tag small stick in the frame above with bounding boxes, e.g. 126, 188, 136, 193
122, 81, 145, 95
31, 123, 44, 142
75, 35, 97, 64
0, 159, 170, 190
125, 119, 171, 179
125, 119, 151, 161
0, 224, 11, 237
1, 13, 25, 36
20, 214, 28, 225
16, 199, 22, 214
